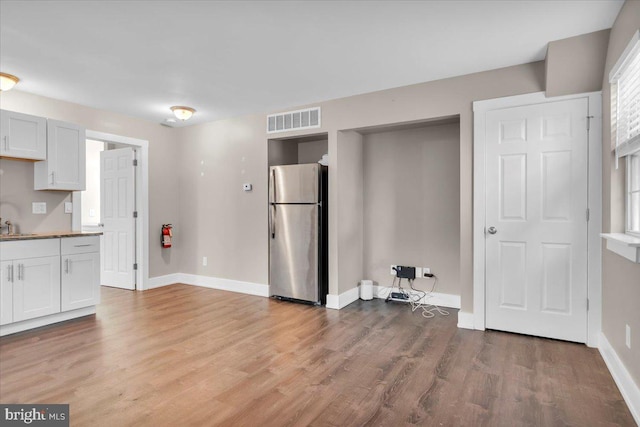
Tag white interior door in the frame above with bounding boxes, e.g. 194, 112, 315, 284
101, 147, 136, 290
485, 98, 589, 343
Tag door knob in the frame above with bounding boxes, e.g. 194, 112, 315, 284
487, 226, 497, 235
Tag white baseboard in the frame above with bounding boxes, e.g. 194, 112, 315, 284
326, 286, 360, 310
372, 286, 460, 309
0, 306, 96, 337
146, 273, 269, 297
179, 273, 270, 297
598, 332, 640, 425
457, 311, 475, 330
148, 273, 183, 289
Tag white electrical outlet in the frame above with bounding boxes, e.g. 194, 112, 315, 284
626, 324, 631, 349
390, 265, 397, 275
202, 256, 208, 266
423, 267, 431, 277
415, 267, 423, 277
32, 202, 46, 214
64, 202, 73, 214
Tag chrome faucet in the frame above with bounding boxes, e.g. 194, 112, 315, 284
1, 219, 14, 235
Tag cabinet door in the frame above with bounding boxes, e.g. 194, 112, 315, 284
34, 119, 86, 191
13, 256, 61, 322
61, 252, 100, 311
0, 261, 13, 325
0, 110, 47, 160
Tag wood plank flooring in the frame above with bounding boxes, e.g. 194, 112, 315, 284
0, 284, 634, 426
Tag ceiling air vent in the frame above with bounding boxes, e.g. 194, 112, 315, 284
267, 107, 321, 134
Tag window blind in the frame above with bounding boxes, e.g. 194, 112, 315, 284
611, 30, 640, 158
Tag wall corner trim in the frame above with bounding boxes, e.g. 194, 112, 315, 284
598, 332, 640, 425
326, 286, 360, 310
457, 311, 475, 330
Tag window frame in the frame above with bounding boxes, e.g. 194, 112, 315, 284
626, 151, 640, 237
610, 30, 640, 238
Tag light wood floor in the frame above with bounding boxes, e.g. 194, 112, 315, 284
0, 284, 634, 426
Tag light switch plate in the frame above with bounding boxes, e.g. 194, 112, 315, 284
64, 202, 73, 214
32, 202, 47, 214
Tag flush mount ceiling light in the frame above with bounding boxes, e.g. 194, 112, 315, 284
0, 72, 20, 91
170, 106, 196, 121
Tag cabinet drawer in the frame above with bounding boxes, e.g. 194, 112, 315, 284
61, 236, 100, 255
0, 239, 59, 261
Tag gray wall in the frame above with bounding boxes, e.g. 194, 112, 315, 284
0, 59, 545, 307
334, 131, 364, 295
298, 140, 327, 164
0, 91, 181, 278
178, 114, 268, 285
267, 138, 327, 166
268, 139, 298, 167
0, 158, 71, 233
362, 122, 460, 296
177, 61, 545, 301
600, 0, 640, 386
545, 29, 610, 97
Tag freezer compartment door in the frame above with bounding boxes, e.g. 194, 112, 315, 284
269, 204, 319, 302
269, 163, 320, 204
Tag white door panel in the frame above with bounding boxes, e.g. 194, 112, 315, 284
101, 147, 135, 290
485, 98, 588, 343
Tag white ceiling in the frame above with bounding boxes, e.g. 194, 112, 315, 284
0, 1, 624, 127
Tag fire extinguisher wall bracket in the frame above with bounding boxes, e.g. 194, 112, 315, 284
162, 224, 173, 248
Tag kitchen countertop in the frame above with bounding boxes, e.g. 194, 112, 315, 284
0, 231, 103, 242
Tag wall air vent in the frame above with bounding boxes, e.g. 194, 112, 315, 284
267, 107, 321, 134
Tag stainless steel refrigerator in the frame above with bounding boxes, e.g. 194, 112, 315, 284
269, 163, 328, 305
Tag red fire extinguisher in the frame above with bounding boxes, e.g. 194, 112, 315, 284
162, 224, 173, 248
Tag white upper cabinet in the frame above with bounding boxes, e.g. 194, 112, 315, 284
0, 109, 47, 160
34, 119, 86, 191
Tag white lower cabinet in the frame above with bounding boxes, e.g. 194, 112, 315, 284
0, 261, 13, 326
13, 256, 61, 322
61, 239, 100, 311
0, 236, 100, 335
0, 239, 61, 325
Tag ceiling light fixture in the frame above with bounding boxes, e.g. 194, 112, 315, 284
0, 73, 20, 91
170, 106, 196, 121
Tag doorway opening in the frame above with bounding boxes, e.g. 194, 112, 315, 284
71, 130, 149, 291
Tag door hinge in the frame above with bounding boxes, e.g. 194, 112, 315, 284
133, 159, 138, 166
586, 115, 594, 131
586, 208, 590, 222
133, 211, 138, 218
133, 263, 138, 270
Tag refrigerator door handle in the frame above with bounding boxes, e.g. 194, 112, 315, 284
271, 169, 277, 203
271, 205, 276, 238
